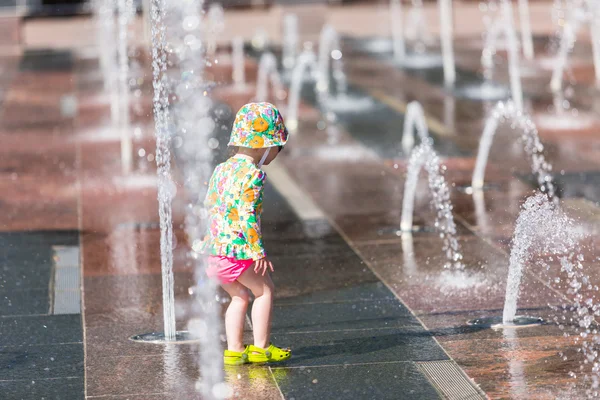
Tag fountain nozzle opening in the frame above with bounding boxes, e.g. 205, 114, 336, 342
130, 331, 201, 344
467, 316, 543, 329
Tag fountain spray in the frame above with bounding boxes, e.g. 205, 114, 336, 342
471, 101, 555, 197
390, 0, 406, 61
282, 14, 299, 72
232, 36, 246, 90
255, 52, 283, 102
438, 0, 456, 86
401, 141, 463, 270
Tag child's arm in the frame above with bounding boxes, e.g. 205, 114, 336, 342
238, 169, 267, 261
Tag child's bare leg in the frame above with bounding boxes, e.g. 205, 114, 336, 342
237, 268, 274, 349
221, 281, 250, 353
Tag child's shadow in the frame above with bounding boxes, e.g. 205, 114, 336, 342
283, 325, 486, 364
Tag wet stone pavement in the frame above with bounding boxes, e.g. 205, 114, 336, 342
1, 21, 600, 400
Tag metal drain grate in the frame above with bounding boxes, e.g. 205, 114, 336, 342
51, 246, 81, 315
417, 361, 486, 400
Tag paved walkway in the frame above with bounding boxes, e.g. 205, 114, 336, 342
2, 8, 600, 398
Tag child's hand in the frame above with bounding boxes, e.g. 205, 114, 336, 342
254, 257, 274, 276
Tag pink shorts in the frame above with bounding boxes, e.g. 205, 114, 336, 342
206, 256, 254, 284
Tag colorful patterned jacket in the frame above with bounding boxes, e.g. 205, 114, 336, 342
203, 155, 266, 261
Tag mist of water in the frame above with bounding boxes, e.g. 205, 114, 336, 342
317, 24, 347, 97
471, 101, 555, 197
517, 0, 535, 60
255, 52, 283, 102
438, 0, 456, 86
479, 0, 523, 109
116, 0, 134, 174
95, 0, 119, 123
164, 0, 224, 396
286, 49, 318, 133
550, 1, 600, 92
406, 0, 428, 47
282, 14, 299, 71
503, 0, 523, 111
232, 36, 246, 90
206, 3, 224, 58
390, 0, 406, 61
401, 141, 463, 270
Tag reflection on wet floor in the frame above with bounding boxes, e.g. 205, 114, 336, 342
2, 14, 600, 399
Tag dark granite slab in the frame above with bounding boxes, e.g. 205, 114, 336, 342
274, 281, 396, 305
1, 288, 49, 316
0, 343, 84, 380
269, 299, 419, 333
270, 326, 449, 367
19, 50, 74, 73
273, 362, 442, 400
0, 376, 84, 400
518, 170, 600, 204
0, 315, 81, 347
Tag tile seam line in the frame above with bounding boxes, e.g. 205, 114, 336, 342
274, 298, 395, 306
270, 360, 419, 370
86, 392, 172, 399
268, 366, 286, 400
0, 342, 83, 348
0, 376, 82, 382
74, 76, 88, 400
275, 165, 484, 398
274, 325, 423, 334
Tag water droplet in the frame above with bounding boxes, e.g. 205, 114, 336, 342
208, 138, 219, 149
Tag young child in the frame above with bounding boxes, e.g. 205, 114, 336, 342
203, 102, 291, 365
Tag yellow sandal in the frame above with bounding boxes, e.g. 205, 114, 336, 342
247, 344, 292, 364
224, 346, 250, 365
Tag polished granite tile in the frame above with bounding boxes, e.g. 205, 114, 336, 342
84, 311, 196, 358
442, 333, 584, 398
0, 376, 84, 400
265, 236, 363, 261
273, 362, 441, 400
85, 350, 199, 398
0, 251, 52, 290
0, 288, 49, 316
0, 315, 82, 347
417, 308, 569, 343
334, 210, 474, 244
0, 343, 83, 380
83, 273, 195, 315
80, 228, 191, 277
19, 49, 73, 72
269, 251, 379, 300
0, 230, 78, 247
269, 326, 448, 367
519, 170, 600, 204
269, 300, 418, 333
6, 33, 600, 399
224, 365, 286, 400
0, 179, 78, 232
273, 281, 395, 306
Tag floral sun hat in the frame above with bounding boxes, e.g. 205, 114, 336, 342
228, 102, 289, 149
